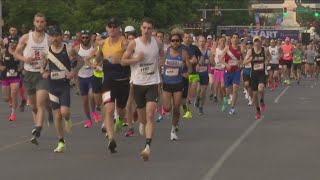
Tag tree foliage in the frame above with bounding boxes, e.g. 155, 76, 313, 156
2, 0, 253, 36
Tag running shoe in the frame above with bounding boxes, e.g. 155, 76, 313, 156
156, 115, 163, 122
287, 80, 291, 85
9, 113, 16, 122
114, 117, 123, 132
122, 123, 128, 127
248, 97, 253, 106
54, 142, 66, 153
84, 119, 92, 128
229, 108, 236, 115
125, 128, 134, 137
141, 145, 150, 161
139, 123, 146, 136
65, 119, 72, 133
255, 112, 262, 120
108, 139, 117, 153
91, 112, 101, 123
183, 110, 192, 119
170, 131, 178, 141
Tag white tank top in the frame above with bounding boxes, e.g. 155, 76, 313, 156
23, 32, 49, 72
269, 46, 279, 64
78, 44, 94, 78
214, 47, 225, 70
131, 37, 160, 85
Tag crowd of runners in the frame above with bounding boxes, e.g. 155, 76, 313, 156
1, 13, 320, 161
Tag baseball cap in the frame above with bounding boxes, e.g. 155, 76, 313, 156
64, 30, 70, 35
80, 30, 91, 36
47, 25, 62, 36
124, 26, 135, 33
207, 35, 212, 39
107, 17, 120, 27
253, 36, 261, 42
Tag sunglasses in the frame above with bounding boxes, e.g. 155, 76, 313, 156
108, 25, 118, 29
171, 39, 180, 43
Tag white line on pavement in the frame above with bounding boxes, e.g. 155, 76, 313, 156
274, 86, 290, 104
201, 117, 264, 180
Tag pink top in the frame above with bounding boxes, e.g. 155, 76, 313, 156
282, 44, 293, 61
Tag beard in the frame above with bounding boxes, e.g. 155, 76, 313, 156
35, 27, 44, 32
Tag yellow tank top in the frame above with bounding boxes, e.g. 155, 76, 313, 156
93, 45, 103, 78
102, 36, 125, 60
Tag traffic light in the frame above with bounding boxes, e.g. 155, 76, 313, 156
283, 7, 287, 16
315, 12, 319, 17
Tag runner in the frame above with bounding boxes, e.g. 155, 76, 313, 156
0, 37, 21, 121
243, 36, 271, 119
220, 33, 242, 115
88, 17, 130, 153
304, 43, 317, 80
282, 37, 293, 85
75, 29, 100, 128
3, 26, 19, 49
14, 13, 50, 145
292, 42, 303, 84
315, 42, 320, 79
208, 41, 217, 101
268, 38, 282, 90
161, 29, 191, 140
195, 35, 210, 115
122, 17, 164, 161
41, 25, 84, 152
242, 39, 253, 105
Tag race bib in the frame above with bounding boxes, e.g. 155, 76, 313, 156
4, 57, 10, 61
102, 91, 111, 104
267, 66, 271, 70
30, 60, 42, 69
244, 63, 252, 68
6, 69, 18, 77
317, 58, 320, 62
228, 59, 238, 66
253, 63, 264, 71
50, 71, 66, 80
302, 59, 307, 63
199, 66, 208, 72
284, 53, 289, 57
140, 64, 155, 75
165, 68, 179, 76
279, 65, 283, 68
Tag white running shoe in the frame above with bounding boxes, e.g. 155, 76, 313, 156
170, 131, 178, 141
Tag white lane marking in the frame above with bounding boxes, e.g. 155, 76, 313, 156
201, 117, 264, 180
274, 86, 290, 103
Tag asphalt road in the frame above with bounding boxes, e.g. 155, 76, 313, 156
0, 79, 319, 180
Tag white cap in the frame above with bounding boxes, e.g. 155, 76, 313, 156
207, 35, 213, 39
64, 30, 70, 35
125, 26, 135, 33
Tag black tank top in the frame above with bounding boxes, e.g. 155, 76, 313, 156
251, 47, 266, 74
1, 50, 20, 79
48, 44, 71, 82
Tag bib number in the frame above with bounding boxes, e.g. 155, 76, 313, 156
165, 68, 179, 76
267, 66, 271, 70
253, 63, 264, 71
317, 58, 320, 62
6, 69, 18, 77
50, 71, 66, 80
279, 65, 283, 68
228, 59, 238, 66
140, 64, 155, 75
284, 53, 289, 57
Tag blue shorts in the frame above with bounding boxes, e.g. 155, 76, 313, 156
224, 70, 241, 88
199, 75, 209, 85
79, 76, 93, 96
49, 81, 70, 110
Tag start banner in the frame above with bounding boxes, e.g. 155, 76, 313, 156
225, 29, 299, 40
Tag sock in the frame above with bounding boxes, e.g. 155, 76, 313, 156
260, 98, 264, 104
59, 138, 65, 143
19, 86, 25, 101
11, 108, 15, 114
86, 112, 91, 120
34, 126, 42, 137
146, 138, 152, 146
171, 126, 176, 133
